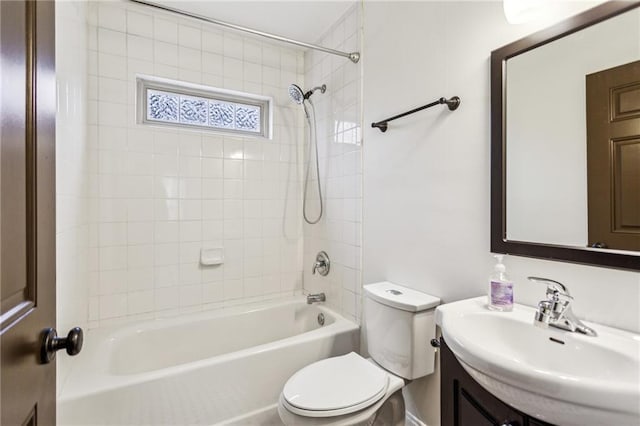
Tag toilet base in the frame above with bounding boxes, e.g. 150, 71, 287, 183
370, 390, 405, 426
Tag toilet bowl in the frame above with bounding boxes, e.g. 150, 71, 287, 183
278, 282, 440, 426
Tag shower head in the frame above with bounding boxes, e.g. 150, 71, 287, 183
288, 84, 305, 104
288, 83, 327, 104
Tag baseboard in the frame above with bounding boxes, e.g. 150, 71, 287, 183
405, 410, 429, 426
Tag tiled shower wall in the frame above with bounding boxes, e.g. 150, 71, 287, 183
56, 0, 90, 393
86, 0, 306, 327
303, 5, 363, 323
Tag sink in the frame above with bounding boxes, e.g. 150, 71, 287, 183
436, 297, 640, 426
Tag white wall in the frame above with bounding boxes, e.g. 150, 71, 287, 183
362, 2, 640, 424
303, 4, 363, 323
85, 0, 306, 328
56, 0, 90, 395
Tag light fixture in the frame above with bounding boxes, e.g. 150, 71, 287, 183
503, 0, 547, 24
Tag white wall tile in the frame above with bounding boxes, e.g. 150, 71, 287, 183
128, 290, 155, 314
179, 178, 202, 199
223, 33, 243, 59
223, 57, 243, 80
202, 30, 224, 54
155, 41, 178, 66
98, 3, 126, 32
127, 10, 153, 38
155, 286, 180, 310
98, 53, 128, 80
202, 52, 223, 76
127, 267, 154, 291
100, 246, 128, 270
155, 221, 179, 243
178, 25, 201, 49
303, 3, 362, 321
154, 17, 178, 44
100, 294, 128, 319
128, 222, 154, 245
82, 0, 305, 327
98, 77, 127, 104
127, 198, 154, 222
99, 222, 127, 247
179, 46, 202, 71
178, 156, 202, 177
127, 35, 154, 62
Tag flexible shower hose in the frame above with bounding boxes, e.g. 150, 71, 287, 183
302, 99, 323, 224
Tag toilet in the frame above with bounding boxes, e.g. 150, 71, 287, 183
278, 282, 441, 426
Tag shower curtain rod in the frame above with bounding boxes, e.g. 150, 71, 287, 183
130, 0, 361, 63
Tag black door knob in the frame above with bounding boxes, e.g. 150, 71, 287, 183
40, 327, 83, 364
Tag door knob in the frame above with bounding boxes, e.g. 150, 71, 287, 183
40, 327, 83, 364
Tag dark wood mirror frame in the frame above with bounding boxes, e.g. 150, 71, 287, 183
491, 1, 640, 271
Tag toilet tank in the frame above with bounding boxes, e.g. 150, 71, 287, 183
363, 282, 440, 380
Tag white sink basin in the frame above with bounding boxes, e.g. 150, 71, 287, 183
436, 297, 640, 426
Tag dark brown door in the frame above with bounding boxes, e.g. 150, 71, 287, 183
586, 60, 640, 251
1, 1, 57, 424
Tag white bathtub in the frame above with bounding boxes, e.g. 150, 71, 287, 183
58, 298, 360, 425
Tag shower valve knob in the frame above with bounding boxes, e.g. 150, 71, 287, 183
312, 251, 330, 276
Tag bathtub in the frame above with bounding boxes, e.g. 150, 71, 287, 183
58, 298, 360, 425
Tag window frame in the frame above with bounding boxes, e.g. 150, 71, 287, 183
136, 75, 273, 139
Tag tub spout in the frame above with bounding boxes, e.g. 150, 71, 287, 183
307, 293, 326, 304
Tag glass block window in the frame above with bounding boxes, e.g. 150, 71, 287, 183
137, 76, 271, 138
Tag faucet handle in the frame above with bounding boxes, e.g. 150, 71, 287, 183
527, 276, 572, 299
312, 251, 330, 276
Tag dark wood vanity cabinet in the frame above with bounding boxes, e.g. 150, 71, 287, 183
440, 338, 555, 426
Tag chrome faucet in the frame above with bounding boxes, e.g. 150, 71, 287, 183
307, 293, 326, 304
529, 277, 597, 337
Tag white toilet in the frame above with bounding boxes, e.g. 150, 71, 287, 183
278, 282, 440, 426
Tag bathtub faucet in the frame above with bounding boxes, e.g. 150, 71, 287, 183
307, 293, 326, 304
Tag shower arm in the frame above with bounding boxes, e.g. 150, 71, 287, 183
371, 96, 461, 133
304, 85, 327, 99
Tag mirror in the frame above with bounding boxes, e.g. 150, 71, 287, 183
491, 1, 640, 270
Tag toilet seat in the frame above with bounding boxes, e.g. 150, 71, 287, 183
281, 352, 389, 418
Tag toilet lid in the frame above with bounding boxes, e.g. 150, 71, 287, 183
282, 352, 389, 417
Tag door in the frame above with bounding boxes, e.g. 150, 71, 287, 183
1, 0, 57, 424
586, 60, 640, 251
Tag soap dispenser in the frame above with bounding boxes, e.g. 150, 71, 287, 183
488, 254, 513, 311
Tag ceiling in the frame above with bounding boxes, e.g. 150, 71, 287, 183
148, 1, 356, 46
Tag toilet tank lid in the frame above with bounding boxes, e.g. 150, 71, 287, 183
364, 282, 441, 312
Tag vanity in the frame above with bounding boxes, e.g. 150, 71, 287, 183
440, 338, 552, 426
